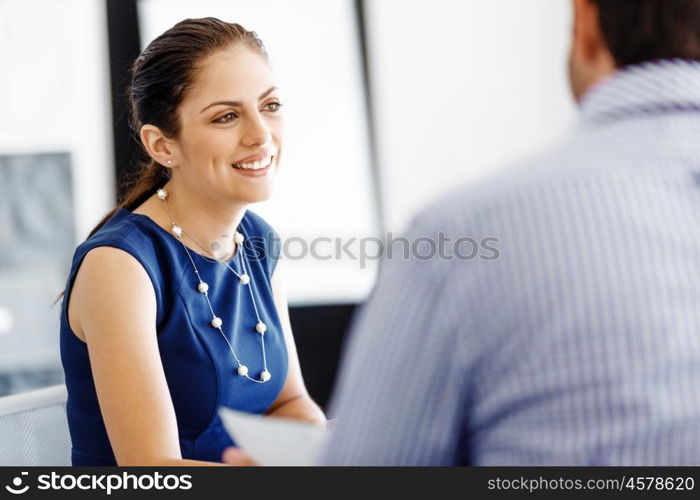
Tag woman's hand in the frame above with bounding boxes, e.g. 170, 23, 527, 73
310, 417, 336, 428
222, 447, 261, 466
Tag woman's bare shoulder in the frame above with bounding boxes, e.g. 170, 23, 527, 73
68, 245, 157, 342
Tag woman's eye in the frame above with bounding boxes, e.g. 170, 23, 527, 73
265, 102, 283, 112
214, 112, 237, 123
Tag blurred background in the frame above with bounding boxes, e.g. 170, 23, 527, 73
0, 0, 576, 407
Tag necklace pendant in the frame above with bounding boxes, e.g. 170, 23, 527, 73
237, 365, 249, 376
255, 321, 267, 334
157, 188, 168, 200
211, 317, 222, 328
260, 370, 271, 382
171, 224, 182, 238
197, 281, 209, 294
239, 273, 250, 285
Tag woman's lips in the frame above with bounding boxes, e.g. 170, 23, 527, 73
231, 156, 273, 177
234, 151, 272, 164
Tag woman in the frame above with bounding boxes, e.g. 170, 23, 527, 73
58, 17, 325, 466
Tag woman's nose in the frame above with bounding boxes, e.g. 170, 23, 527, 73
241, 114, 271, 148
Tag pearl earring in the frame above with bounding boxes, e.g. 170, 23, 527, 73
167, 160, 172, 165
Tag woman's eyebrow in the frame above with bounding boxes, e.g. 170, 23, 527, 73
199, 86, 279, 114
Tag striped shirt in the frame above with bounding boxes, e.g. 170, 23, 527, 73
319, 60, 700, 465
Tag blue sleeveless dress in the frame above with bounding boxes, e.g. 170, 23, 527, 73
59, 207, 288, 466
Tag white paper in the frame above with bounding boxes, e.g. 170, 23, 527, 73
219, 407, 330, 466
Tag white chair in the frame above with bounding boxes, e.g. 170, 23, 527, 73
0, 384, 71, 466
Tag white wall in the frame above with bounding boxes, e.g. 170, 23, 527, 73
0, 0, 114, 242
366, 0, 577, 232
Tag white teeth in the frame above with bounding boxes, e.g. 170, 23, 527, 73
233, 155, 272, 170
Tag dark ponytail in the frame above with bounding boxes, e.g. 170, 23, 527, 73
54, 17, 268, 306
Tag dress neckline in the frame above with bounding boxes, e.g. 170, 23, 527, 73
116, 207, 241, 265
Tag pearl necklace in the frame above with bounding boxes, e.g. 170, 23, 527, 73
156, 187, 271, 384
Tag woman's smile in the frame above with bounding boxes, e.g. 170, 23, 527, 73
231, 155, 274, 177
231, 151, 274, 170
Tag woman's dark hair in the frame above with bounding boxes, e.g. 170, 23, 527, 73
54, 18, 267, 306
592, 0, 700, 67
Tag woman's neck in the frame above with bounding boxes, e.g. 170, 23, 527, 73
136, 180, 247, 261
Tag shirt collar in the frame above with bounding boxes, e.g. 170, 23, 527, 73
579, 59, 700, 125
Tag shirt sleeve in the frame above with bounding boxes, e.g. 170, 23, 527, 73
265, 225, 282, 278
317, 215, 472, 465
242, 211, 282, 279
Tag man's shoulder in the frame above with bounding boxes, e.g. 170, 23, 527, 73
410, 133, 645, 235
410, 144, 568, 228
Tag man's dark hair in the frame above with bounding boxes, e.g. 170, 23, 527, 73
592, 0, 700, 67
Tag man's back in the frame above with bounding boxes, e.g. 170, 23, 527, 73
320, 60, 700, 465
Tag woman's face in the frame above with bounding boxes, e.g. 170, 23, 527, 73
171, 44, 283, 205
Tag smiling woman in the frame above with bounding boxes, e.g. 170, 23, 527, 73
57, 17, 325, 466
138, 42, 285, 220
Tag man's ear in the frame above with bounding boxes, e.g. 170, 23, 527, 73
140, 124, 176, 168
572, 0, 615, 66
572, 0, 599, 64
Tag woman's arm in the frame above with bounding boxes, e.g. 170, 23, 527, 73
263, 260, 326, 425
71, 246, 227, 466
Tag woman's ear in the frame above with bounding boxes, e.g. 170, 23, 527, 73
140, 124, 177, 168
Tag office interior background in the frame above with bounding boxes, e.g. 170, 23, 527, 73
0, 0, 576, 408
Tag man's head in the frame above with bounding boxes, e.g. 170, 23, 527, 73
568, 0, 700, 102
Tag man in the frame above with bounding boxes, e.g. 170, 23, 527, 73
318, 0, 700, 465
224, 0, 700, 466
